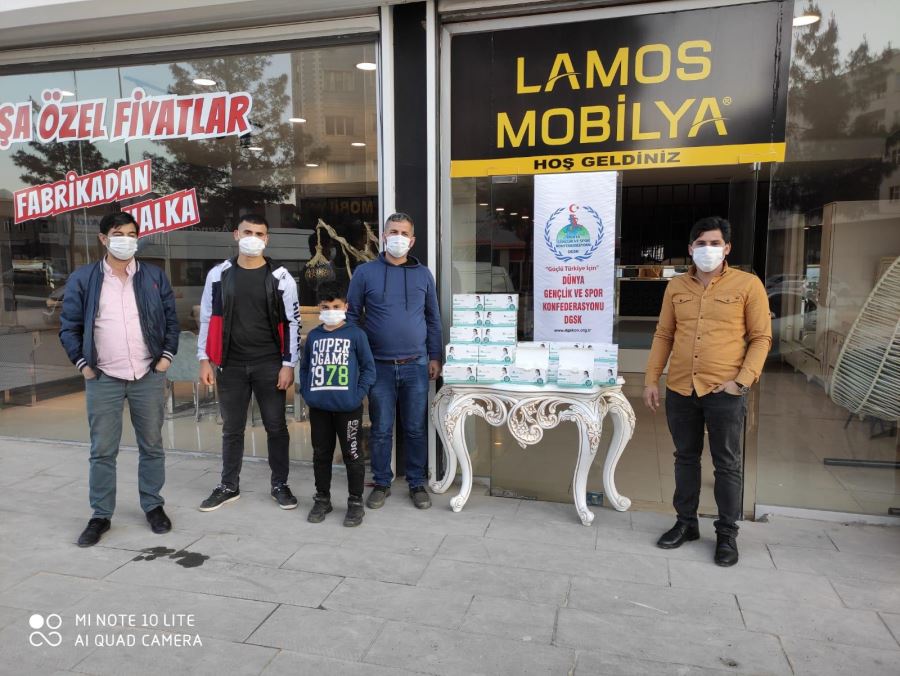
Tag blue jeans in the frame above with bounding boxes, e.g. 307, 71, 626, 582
368, 356, 429, 488
85, 369, 167, 519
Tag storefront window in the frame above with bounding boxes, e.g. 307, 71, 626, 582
758, 0, 900, 516
0, 40, 379, 462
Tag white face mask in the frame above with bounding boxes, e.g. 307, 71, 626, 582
385, 234, 411, 258
106, 236, 138, 260
319, 309, 346, 326
238, 235, 266, 257
692, 245, 725, 273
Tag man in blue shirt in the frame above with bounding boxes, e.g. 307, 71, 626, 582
347, 212, 442, 510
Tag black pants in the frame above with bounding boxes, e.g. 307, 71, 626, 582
218, 359, 290, 490
665, 388, 747, 537
310, 406, 365, 499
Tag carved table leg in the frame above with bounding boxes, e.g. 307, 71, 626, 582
571, 411, 603, 526
448, 404, 474, 513
430, 391, 457, 494
602, 391, 636, 512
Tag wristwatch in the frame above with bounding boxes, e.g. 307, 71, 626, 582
736, 382, 751, 395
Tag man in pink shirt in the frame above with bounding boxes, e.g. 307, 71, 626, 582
60, 213, 180, 547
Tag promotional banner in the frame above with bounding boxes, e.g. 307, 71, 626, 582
533, 171, 616, 342
450, 1, 793, 177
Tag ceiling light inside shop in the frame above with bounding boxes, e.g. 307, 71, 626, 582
351, 142, 366, 147
246, 146, 263, 151
305, 163, 319, 167
59, 90, 75, 97
478, 202, 489, 206
510, 212, 518, 216
356, 62, 377, 71
521, 216, 529, 220
495, 207, 504, 212
289, 117, 307, 124
792, 14, 820, 26
193, 78, 217, 86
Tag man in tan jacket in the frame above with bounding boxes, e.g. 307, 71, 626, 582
644, 217, 771, 567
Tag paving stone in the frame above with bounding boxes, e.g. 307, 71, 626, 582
568, 577, 743, 629
780, 636, 900, 676
73, 632, 277, 676
878, 612, 900, 648
323, 577, 472, 630
364, 620, 576, 676
66, 580, 276, 643
739, 594, 895, 649
418, 557, 569, 606
105, 555, 340, 607
0, 573, 101, 613
283, 542, 429, 585
575, 650, 747, 675
261, 649, 426, 676
668, 559, 843, 608
485, 516, 598, 550
186, 532, 302, 568
436, 534, 670, 587
556, 607, 791, 675
458, 596, 557, 644
769, 545, 900, 584
246, 604, 384, 661
830, 577, 900, 613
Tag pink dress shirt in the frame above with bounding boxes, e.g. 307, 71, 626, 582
94, 257, 153, 380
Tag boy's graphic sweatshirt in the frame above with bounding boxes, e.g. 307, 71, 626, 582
299, 323, 376, 412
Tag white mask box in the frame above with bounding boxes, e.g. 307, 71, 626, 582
510, 366, 547, 386
450, 326, 484, 344
452, 294, 486, 310
479, 326, 516, 345
479, 310, 517, 327
484, 294, 519, 311
479, 344, 515, 364
557, 367, 596, 388
476, 364, 509, 384
442, 363, 478, 384
445, 344, 479, 363
452, 310, 486, 327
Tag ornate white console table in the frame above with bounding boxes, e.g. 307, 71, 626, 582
429, 380, 636, 526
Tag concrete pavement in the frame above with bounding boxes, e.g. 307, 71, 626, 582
0, 438, 898, 675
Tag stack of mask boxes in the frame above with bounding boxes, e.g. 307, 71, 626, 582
443, 294, 518, 384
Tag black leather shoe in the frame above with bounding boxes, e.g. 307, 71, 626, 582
715, 534, 739, 567
656, 522, 700, 549
77, 518, 110, 547
145, 506, 172, 534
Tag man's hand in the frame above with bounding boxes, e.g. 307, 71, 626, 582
199, 360, 215, 386
428, 359, 441, 381
155, 357, 172, 373
82, 366, 97, 380
276, 366, 295, 390
713, 380, 742, 396
643, 384, 660, 412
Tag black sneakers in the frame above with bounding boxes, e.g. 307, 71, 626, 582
410, 486, 432, 510
307, 494, 333, 523
344, 497, 364, 527
145, 506, 172, 534
77, 518, 110, 547
199, 485, 240, 511
366, 485, 391, 509
271, 483, 298, 510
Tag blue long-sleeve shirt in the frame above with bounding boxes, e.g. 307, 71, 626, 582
346, 253, 443, 361
299, 323, 376, 412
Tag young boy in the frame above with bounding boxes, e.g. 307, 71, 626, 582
299, 282, 376, 526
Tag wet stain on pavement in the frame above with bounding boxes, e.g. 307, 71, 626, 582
132, 546, 209, 568
133, 546, 176, 561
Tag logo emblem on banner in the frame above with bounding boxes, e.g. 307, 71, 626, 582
543, 204, 604, 262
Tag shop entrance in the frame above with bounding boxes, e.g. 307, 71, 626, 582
446, 162, 766, 517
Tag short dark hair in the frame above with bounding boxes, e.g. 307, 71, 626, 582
99, 212, 138, 235
385, 212, 414, 234
236, 213, 268, 230
316, 281, 347, 304
689, 216, 731, 244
